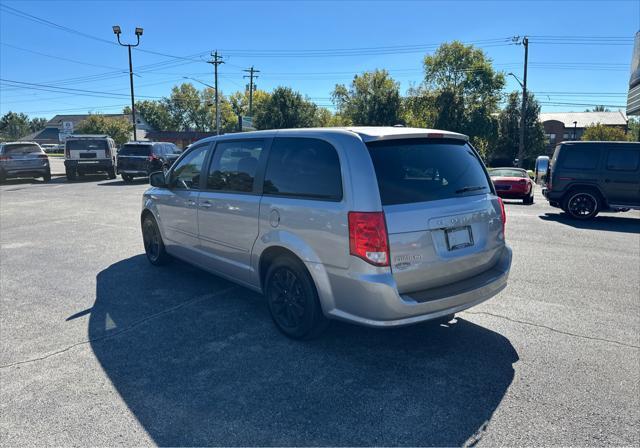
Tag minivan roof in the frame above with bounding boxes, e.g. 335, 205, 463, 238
195, 126, 469, 144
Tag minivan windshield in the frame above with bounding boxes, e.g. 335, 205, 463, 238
489, 168, 527, 178
367, 138, 491, 206
119, 144, 152, 156
66, 140, 108, 151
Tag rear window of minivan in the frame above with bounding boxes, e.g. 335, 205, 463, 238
367, 138, 491, 206
119, 144, 152, 156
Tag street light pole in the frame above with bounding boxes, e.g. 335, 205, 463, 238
113, 25, 143, 141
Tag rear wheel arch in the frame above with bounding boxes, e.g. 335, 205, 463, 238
563, 183, 605, 204
259, 246, 305, 291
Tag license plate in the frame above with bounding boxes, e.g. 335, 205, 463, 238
445, 226, 474, 251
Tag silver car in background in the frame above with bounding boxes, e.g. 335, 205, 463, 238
141, 127, 512, 339
0, 142, 51, 183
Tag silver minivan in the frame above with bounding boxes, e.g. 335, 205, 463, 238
141, 127, 512, 339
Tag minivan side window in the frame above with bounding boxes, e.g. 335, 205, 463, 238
207, 140, 264, 193
263, 138, 343, 201
561, 147, 600, 170
606, 149, 640, 171
171, 144, 208, 190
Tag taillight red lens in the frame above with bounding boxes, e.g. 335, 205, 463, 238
348, 211, 389, 267
497, 197, 506, 237
148, 153, 159, 162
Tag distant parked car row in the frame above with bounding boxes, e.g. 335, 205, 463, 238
0, 136, 183, 184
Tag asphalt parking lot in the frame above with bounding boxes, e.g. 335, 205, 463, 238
1, 176, 638, 446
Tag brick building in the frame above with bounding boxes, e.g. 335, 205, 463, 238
539, 111, 628, 154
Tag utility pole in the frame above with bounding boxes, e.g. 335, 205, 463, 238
243, 66, 260, 116
207, 51, 224, 135
113, 25, 143, 141
517, 36, 529, 168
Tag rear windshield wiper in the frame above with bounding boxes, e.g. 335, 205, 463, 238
455, 185, 487, 194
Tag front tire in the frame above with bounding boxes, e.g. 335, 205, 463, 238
142, 215, 170, 266
265, 257, 328, 339
564, 190, 600, 220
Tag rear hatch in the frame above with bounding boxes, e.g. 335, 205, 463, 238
0, 144, 48, 169
66, 139, 110, 160
367, 138, 505, 294
117, 144, 152, 171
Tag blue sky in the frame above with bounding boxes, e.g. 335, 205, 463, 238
0, 0, 637, 119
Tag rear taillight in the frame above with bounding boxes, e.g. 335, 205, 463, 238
105, 148, 111, 158
348, 211, 389, 267
497, 197, 506, 237
519, 178, 528, 183
65, 147, 70, 158
148, 153, 160, 162
0, 156, 9, 161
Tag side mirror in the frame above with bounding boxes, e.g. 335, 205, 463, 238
149, 171, 168, 188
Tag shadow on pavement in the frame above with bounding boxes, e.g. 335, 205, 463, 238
89, 255, 518, 446
540, 212, 640, 234
98, 179, 149, 186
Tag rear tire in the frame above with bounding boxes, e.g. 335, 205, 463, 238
122, 174, 133, 183
107, 167, 116, 179
142, 215, 170, 266
66, 168, 76, 181
563, 190, 600, 220
523, 191, 534, 204
265, 256, 329, 339
42, 170, 51, 182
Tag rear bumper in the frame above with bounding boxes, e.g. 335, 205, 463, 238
0, 165, 49, 178
65, 159, 114, 173
321, 245, 512, 328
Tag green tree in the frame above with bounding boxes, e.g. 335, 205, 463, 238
29, 117, 48, 133
125, 100, 174, 131
585, 105, 610, 112
254, 87, 318, 129
332, 70, 401, 125
0, 112, 32, 141
414, 41, 504, 143
494, 91, 546, 166
75, 114, 131, 145
581, 123, 629, 141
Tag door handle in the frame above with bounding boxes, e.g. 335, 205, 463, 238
200, 201, 212, 208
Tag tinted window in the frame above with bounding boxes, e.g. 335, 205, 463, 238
171, 145, 208, 190
1, 144, 42, 155
367, 139, 490, 206
66, 140, 108, 151
119, 144, 151, 156
168, 144, 182, 155
207, 140, 264, 193
263, 138, 342, 201
606, 149, 640, 171
560, 147, 600, 170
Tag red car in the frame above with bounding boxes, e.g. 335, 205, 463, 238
489, 168, 534, 204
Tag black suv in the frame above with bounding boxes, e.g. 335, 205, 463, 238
544, 141, 640, 219
117, 141, 182, 182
